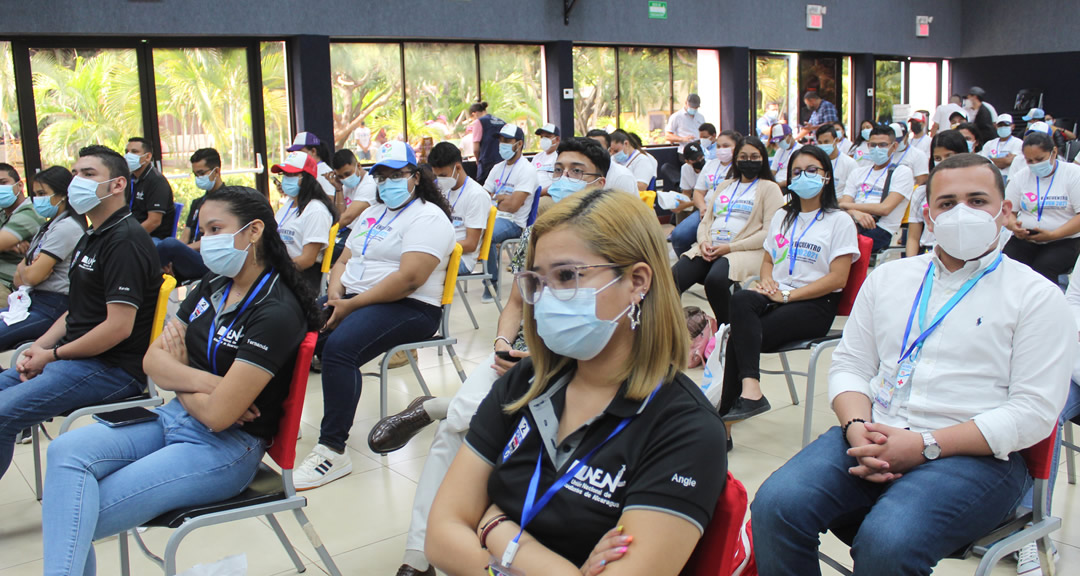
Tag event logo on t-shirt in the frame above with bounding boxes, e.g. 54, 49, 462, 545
502, 417, 530, 462
771, 234, 789, 265
1023, 191, 1068, 211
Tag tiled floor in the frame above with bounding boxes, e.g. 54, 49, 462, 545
1, 264, 1078, 575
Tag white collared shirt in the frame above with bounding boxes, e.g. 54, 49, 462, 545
829, 249, 1074, 460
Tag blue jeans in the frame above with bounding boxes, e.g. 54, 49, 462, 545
156, 237, 208, 283
751, 427, 1029, 576
857, 225, 894, 253
315, 296, 441, 452
0, 290, 68, 352
669, 211, 700, 257
486, 218, 522, 298
42, 399, 265, 576
0, 360, 143, 479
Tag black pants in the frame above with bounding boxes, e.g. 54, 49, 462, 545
857, 225, 893, 253
672, 255, 733, 323
1002, 236, 1080, 283
718, 290, 839, 416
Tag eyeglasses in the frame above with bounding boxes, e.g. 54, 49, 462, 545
515, 263, 622, 304
372, 171, 415, 184
551, 167, 603, 183
866, 142, 892, 149
791, 166, 827, 178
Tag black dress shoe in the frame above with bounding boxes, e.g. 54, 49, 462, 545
720, 396, 771, 422
395, 563, 435, 576
368, 396, 436, 454
726, 435, 733, 452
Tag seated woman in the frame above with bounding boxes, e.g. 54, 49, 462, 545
270, 151, 337, 291
293, 141, 456, 490
906, 130, 970, 257
672, 137, 783, 323
720, 145, 860, 424
610, 129, 659, 192
41, 186, 316, 576
850, 119, 875, 162
0, 167, 83, 351
427, 189, 727, 576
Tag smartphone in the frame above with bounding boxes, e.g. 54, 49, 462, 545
495, 350, 522, 363
272, 176, 281, 189
93, 407, 159, 428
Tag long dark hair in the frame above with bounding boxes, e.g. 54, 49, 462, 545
955, 122, 983, 152
781, 146, 840, 233
852, 120, 876, 148
204, 186, 320, 330
31, 166, 85, 227
929, 130, 969, 170
294, 172, 338, 221
376, 164, 452, 220
729, 138, 777, 183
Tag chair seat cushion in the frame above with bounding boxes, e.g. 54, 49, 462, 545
145, 464, 286, 529
768, 330, 843, 354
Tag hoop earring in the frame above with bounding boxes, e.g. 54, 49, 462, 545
629, 292, 645, 331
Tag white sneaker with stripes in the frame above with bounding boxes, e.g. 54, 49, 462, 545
294, 444, 353, 491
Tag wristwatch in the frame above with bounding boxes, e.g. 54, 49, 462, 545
781, 290, 791, 304
921, 432, 941, 460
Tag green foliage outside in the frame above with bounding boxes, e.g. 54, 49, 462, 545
755, 55, 789, 122
875, 60, 903, 123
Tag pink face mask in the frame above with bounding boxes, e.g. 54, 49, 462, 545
717, 147, 734, 164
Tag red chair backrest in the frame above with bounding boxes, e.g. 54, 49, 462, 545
836, 235, 873, 317
268, 332, 317, 470
1021, 429, 1058, 481
680, 472, 748, 576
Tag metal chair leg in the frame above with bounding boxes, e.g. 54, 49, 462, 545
447, 344, 467, 382
406, 349, 431, 397
380, 354, 391, 420
1065, 422, 1076, 485
485, 278, 504, 312
119, 529, 131, 576
456, 282, 480, 329
33, 424, 42, 501
779, 352, 799, 405
292, 508, 343, 576
266, 513, 307, 573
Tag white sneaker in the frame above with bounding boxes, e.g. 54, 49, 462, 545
294, 444, 352, 491
1015, 539, 1060, 576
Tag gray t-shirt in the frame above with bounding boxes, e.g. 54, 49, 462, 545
28, 212, 85, 295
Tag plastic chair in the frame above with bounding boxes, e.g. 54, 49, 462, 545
172, 202, 184, 238
119, 332, 343, 576
29, 274, 176, 500
456, 206, 502, 329
678, 472, 749, 576
368, 244, 467, 419
819, 431, 1062, 575
319, 223, 339, 296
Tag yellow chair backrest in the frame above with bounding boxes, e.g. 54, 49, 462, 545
441, 244, 464, 306
475, 206, 498, 265
321, 223, 339, 274
640, 189, 657, 209
151, 274, 177, 344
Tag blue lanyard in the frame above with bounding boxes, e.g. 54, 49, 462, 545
503, 384, 661, 567
129, 180, 135, 208
1035, 162, 1058, 222
860, 166, 889, 199
449, 178, 471, 211
889, 145, 910, 169
722, 179, 758, 223
496, 162, 517, 195
206, 270, 274, 376
709, 161, 730, 191
898, 254, 1002, 364
787, 210, 823, 276
277, 200, 299, 226
362, 198, 417, 256
191, 208, 201, 240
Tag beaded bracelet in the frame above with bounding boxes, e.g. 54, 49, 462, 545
479, 514, 510, 550
842, 418, 868, 445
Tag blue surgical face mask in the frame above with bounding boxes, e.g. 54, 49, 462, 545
200, 221, 253, 278
378, 176, 413, 209
343, 172, 361, 189
1031, 158, 1055, 178
867, 147, 890, 166
861, 128, 872, 141
32, 195, 58, 219
966, 140, 975, 153
997, 126, 1012, 139
281, 175, 301, 197
775, 139, 791, 152
124, 152, 145, 173
194, 168, 217, 191
547, 176, 589, 204
0, 185, 17, 209
67, 175, 118, 215
613, 151, 629, 164
533, 276, 632, 361
788, 173, 826, 199
818, 143, 835, 156
499, 142, 516, 161
703, 142, 717, 160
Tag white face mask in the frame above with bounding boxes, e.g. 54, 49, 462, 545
929, 203, 1002, 261
539, 137, 554, 151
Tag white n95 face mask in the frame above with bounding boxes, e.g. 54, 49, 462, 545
930, 203, 1002, 261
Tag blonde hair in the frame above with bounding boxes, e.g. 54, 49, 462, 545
506, 189, 689, 413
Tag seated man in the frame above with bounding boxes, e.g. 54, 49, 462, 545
156, 147, 221, 283
124, 137, 176, 243
482, 124, 537, 303
429, 142, 489, 274
0, 163, 45, 299
328, 148, 377, 264
751, 154, 1074, 576
840, 125, 914, 253
368, 137, 610, 576
0, 145, 162, 480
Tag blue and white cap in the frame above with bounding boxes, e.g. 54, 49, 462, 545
371, 141, 418, 170
1025, 121, 1052, 136
1022, 108, 1045, 122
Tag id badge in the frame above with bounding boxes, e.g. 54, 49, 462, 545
487, 557, 525, 576
452, 216, 465, 230
872, 376, 897, 411
712, 229, 732, 245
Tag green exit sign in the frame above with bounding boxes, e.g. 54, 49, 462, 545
648, 1, 667, 19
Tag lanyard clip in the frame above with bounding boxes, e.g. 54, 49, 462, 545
501, 539, 520, 568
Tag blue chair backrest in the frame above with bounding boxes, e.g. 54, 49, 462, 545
173, 202, 184, 238
648, 176, 657, 191
526, 186, 542, 227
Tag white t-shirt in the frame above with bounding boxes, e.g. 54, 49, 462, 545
448, 177, 490, 272
891, 145, 929, 180
1005, 160, 1080, 238
908, 185, 936, 248
932, 103, 965, 129
852, 142, 869, 164
909, 134, 932, 156
605, 162, 639, 196
341, 200, 455, 307
765, 209, 860, 292
1008, 155, 1029, 182
830, 153, 858, 199
842, 164, 915, 235
694, 159, 733, 193
624, 151, 658, 187
276, 199, 333, 262
531, 150, 558, 191
679, 163, 700, 192
316, 162, 336, 197
980, 136, 1023, 162
836, 137, 855, 157
666, 109, 705, 154
706, 179, 761, 244
345, 172, 377, 206
483, 158, 538, 228
770, 143, 803, 184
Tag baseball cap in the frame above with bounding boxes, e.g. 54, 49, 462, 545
908, 112, 927, 124
271, 151, 319, 177
996, 113, 1014, 126
1025, 121, 1052, 136
534, 123, 561, 137
1022, 108, 1045, 122
683, 141, 704, 160
967, 86, 986, 99
889, 122, 907, 139
499, 123, 525, 141
371, 141, 418, 171
769, 123, 792, 143
286, 131, 321, 152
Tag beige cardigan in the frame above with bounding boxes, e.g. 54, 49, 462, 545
682, 178, 784, 281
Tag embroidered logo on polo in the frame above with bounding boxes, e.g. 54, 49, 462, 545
502, 417, 531, 462
189, 298, 210, 322
564, 462, 627, 509
78, 254, 96, 272
213, 325, 244, 349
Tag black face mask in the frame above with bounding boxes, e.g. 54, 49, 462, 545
910, 121, 924, 134
736, 160, 762, 176
692, 159, 706, 171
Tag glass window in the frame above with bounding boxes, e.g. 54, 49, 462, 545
0, 42, 22, 175
841, 56, 851, 129
572, 46, 616, 137
754, 54, 791, 140
403, 43, 477, 155
261, 41, 290, 208
671, 48, 696, 113
330, 43, 403, 163
618, 47, 671, 145
681, 49, 720, 130
479, 44, 544, 152
908, 61, 939, 121
30, 47, 143, 168
874, 60, 903, 124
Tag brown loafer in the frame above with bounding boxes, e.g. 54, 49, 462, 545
395, 564, 435, 576
368, 395, 435, 454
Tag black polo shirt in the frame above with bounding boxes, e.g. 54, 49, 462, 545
184, 194, 208, 242
128, 166, 176, 239
66, 207, 162, 382
178, 270, 306, 440
465, 359, 727, 567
